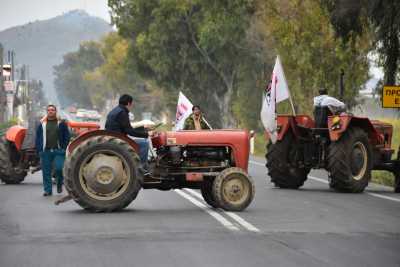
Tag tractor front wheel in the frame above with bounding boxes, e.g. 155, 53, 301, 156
64, 136, 142, 212
266, 132, 309, 189
0, 136, 26, 184
327, 127, 371, 193
212, 167, 254, 211
201, 178, 219, 208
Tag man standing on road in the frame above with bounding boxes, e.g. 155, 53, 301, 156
35, 105, 70, 196
183, 105, 211, 130
105, 94, 152, 170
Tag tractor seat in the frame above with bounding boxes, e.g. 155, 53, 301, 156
313, 106, 331, 129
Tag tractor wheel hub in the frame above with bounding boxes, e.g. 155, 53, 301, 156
83, 154, 126, 195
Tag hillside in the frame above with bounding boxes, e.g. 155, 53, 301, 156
0, 10, 112, 104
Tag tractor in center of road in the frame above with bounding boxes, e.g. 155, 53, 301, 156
61, 129, 255, 212
265, 109, 400, 193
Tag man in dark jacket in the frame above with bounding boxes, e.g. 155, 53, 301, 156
35, 105, 70, 196
183, 105, 211, 130
105, 94, 152, 168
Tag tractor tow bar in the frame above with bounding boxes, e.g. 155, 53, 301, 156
54, 194, 72, 205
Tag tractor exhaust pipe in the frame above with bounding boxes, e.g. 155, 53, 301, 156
339, 69, 345, 100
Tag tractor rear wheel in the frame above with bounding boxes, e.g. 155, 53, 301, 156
64, 136, 142, 212
327, 127, 371, 193
201, 178, 219, 208
212, 167, 254, 211
0, 136, 26, 184
266, 132, 309, 189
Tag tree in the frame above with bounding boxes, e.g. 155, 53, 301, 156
108, 0, 268, 128
260, 0, 371, 113
54, 41, 104, 107
324, 0, 400, 86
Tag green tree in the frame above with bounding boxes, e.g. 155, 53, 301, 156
260, 0, 371, 114
54, 41, 104, 107
324, 0, 400, 86
108, 0, 267, 128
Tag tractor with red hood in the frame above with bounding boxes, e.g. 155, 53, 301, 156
61, 128, 255, 212
265, 85, 400, 193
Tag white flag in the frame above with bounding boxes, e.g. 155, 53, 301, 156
260, 56, 290, 143
174, 92, 193, 131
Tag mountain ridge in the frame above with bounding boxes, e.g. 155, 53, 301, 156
0, 10, 113, 103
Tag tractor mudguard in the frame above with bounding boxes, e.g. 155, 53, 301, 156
271, 115, 315, 141
67, 130, 140, 155
67, 121, 100, 135
328, 115, 383, 144
5, 126, 27, 151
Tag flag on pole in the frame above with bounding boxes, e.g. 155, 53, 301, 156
260, 56, 290, 143
174, 92, 193, 131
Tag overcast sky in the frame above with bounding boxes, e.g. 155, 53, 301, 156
0, 0, 111, 31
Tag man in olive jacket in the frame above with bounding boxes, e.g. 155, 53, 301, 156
183, 105, 210, 130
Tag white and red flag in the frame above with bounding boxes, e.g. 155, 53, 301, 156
260, 56, 290, 143
174, 92, 193, 130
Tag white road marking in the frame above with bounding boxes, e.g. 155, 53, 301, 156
184, 189, 260, 233
249, 160, 265, 167
307, 175, 329, 184
174, 189, 240, 231
366, 193, 400, 203
250, 161, 400, 203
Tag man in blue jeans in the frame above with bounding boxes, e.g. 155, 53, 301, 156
105, 94, 153, 171
35, 105, 70, 196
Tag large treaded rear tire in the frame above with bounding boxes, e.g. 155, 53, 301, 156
212, 167, 254, 211
327, 127, 371, 193
266, 132, 309, 189
64, 136, 142, 212
0, 136, 26, 184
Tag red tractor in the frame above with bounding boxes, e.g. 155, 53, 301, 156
0, 121, 100, 184
266, 110, 400, 193
61, 129, 255, 212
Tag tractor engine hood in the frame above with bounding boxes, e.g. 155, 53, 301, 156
151, 130, 251, 171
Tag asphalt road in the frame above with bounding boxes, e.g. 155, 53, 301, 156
0, 156, 399, 267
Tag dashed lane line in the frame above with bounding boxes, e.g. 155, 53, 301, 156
184, 188, 260, 233
174, 189, 240, 231
249, 161, 400, 203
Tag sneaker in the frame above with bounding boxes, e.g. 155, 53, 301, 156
43, 192, 52, 197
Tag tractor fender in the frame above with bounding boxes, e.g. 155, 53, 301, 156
328, 116, 381, 143
273, 115, 315, 141
5, 125, 27, 151
67, 130, 140, 155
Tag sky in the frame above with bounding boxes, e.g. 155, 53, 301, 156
0, 0, 111, 31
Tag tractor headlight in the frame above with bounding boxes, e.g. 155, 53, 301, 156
331, 116, 341, 130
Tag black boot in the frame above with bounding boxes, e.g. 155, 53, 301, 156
57, 183, 63, 194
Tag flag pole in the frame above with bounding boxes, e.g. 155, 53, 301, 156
277, 56, 296, 116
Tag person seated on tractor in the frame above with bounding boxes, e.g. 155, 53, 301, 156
35, 104, 70, 196
105, 94, 153, 171
313, 88, 346, 128
183, 105, 211, 130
